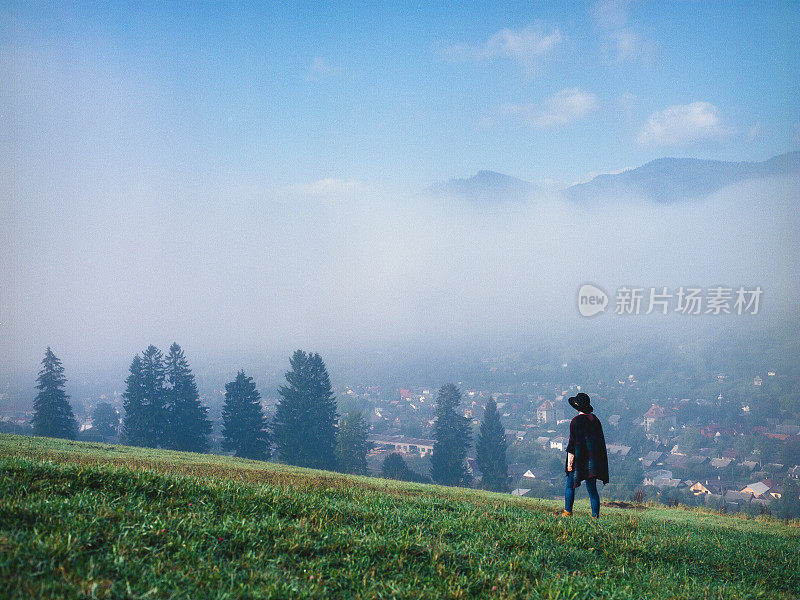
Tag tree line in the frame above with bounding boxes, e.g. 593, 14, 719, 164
29, 346, 512, 491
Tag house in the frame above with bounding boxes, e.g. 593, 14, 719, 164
367, 435, 435, 458
662, 454, 689, 469
740, 481, 771, 498
657, 478, 680, 488
550, 436, 568, 451
534, 436, 551, 448
536, 400, 557, 425
640, 451, 663, 468
505, 429, 527, 443
644, 469, 679, 488
670, 444, 688, 456
606, 443, 631, 458
765, 463, 787, 478
740, 460, 758, 471
688, 455, 710, 467
689, 481, 711, 495
644, 469, 672, 484
710, 457, 733, 469
642, 404, 676, 433
724, 491, 753, 505
757, 479, 783, 499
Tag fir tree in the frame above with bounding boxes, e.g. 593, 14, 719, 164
221, 371, 270, 460
476, 397, 510, 492
140, 345, 167, 447
122, 354, 147, 446
164, 342, 211, 453
31, 347, 78, 440
335, 411, 372, 474
122, 346, 167, 447
273, 350, 337, 470
430, 383, 472, 487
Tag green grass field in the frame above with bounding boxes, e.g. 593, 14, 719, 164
1, 434, 798, 599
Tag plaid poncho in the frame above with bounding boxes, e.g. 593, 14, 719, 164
565, 412, 609, 488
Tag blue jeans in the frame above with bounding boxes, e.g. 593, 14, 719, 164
565, 471, 600, 517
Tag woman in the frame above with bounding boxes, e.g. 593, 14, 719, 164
563, 392, 609, 518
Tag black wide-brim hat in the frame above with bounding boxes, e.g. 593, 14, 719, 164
568, 392, 593, 413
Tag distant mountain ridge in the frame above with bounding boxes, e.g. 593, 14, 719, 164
564, 151, 800, 204
427, 151, 800, 203
425, 170, 540, 202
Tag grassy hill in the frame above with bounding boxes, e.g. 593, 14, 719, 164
1, 434, 798, 599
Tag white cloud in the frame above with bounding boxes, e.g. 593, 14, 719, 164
592, 0, 654, 64
442, 21, 563, 74
278, 178, 365, 197
500, 88, 598, 128
637, 102, 733, 146
607, 29, 651, 63
592, 0, 631, 29
307, 56, 339, 81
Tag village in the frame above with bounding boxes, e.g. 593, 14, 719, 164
2, 363, 798, 514
348, 374, 800, 513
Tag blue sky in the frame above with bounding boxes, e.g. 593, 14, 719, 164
2, 1, 799, 381
3, 1, 798, 192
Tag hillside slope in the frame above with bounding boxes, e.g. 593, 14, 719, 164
1, 434, 798, 599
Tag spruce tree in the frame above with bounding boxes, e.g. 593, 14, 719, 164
476, 397, 510, 492
430, 383, 472, 487
122, 354, 147, 446
221, 371, 270, 460
164, 343, 211, 453
335, 411, 372, 474
122, 346, 167, 447
273, 350, 337, 470
31, 347, 78, 439
140, 345, 167, 447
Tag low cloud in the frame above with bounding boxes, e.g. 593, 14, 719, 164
637, 102, 733, 146
442, 21, 562, 74
500, 88, 598, 128
278, 178, 365, 197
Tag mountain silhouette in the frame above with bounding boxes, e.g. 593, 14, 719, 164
564, 151, 800, 203
425, 170, 540, 202
426, 151, 800, 203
